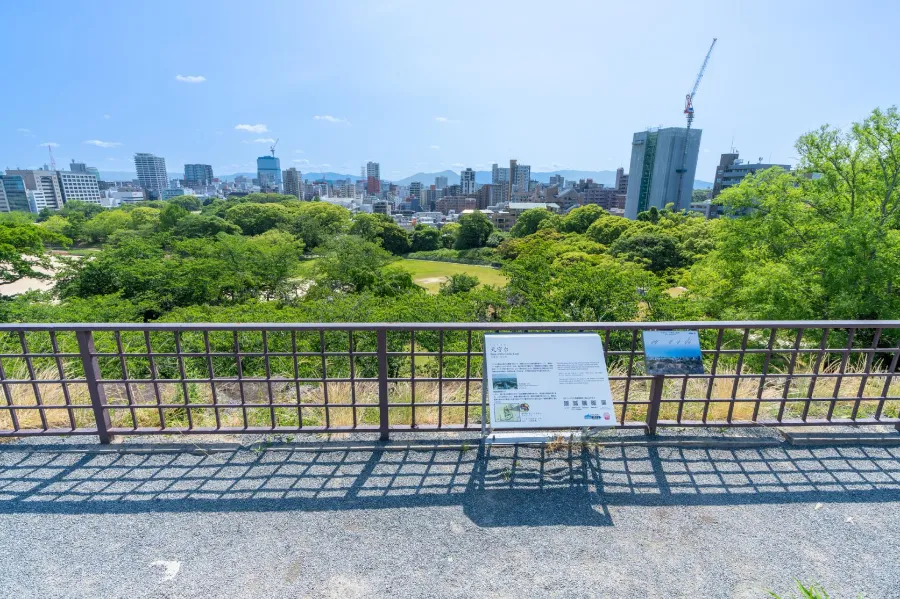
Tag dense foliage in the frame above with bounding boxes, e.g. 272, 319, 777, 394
2, 107, 899, 326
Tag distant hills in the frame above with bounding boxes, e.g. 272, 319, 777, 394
100, 169, 712, 189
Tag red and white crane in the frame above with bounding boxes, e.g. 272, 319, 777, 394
675, 37, 717, 207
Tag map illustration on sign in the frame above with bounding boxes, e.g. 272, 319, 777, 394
483, 333, 615, 429
642, 330, 705, 375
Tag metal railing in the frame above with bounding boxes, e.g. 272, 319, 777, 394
0, 321, 898, 444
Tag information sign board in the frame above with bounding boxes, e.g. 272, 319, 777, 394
642, 330, 705, 375
483, 333, 615, 429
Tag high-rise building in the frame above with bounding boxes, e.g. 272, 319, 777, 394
475, 183, 493, 210
69, 160, 88, 173
134, 153, 169, 198
257, 156, 282, 193
366, 161, 381, 194
58, 171, 102, 204
184, 164, 214, 188
409, 181, 423, 211
4, 169, 65, 210
491, 163, 510, 185
460, 168, 476, 195
711, 152, 791, 199
615, 167, 629, 194
516, 163, 531, 192
509, 159, 517, 199
434, 176, 448, 190
283, 167, 302, 199
624, 127, 701, 219
549, 174, 565, 188
0, 175, 30, 212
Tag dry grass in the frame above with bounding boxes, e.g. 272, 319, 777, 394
1, 358, 898, 433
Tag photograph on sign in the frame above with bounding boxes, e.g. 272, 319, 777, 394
484, 333, 615, 429
642, 330, 705, 375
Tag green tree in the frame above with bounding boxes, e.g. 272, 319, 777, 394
173, 214, 242, 238
285, 202, 350, 249
81, 210, 133, 243
559, 204, 606, 234
689, 106, 900, 320
509, 208, 553, 237
410, 224, 441, 252
167, 195, 203, 211
585, 215, 631, 245
440, 223, 459, 249
313, 235, 393, 293
224, 202, 288, 235
609, 231, 683, 273
0, 222, 69, 285
159, 203, 189, 231
454, 212, 493, 249
439, 273, 480, 295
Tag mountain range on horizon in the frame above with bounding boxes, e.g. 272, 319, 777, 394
99, 169, 713, 189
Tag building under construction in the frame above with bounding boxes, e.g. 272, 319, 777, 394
624, 126, 701, 219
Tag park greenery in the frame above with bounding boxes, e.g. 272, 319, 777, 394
1, 107, 900, 328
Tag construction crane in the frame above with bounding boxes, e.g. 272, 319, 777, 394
675, 37, 717, 208
269, 138, 279, 158
47, 145, 57, 171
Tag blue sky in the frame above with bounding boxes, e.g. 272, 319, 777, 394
3, 0, 897, 180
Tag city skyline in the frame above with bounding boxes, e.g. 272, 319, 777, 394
3, 1, 899, 182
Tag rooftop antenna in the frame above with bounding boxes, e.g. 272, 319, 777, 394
269, 139, 279, 158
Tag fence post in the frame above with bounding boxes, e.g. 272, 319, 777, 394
76, 330, 113, 444
377, 329, 390, 442
645, 375, 664, 436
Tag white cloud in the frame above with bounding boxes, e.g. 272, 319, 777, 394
294, 149, 304, 154
241, 138, 276, 144
103, 114, 111, 119
234, 123, 268, 133
16, 128, 33, 136
313, 115, 350, 124
39, 142, 60, 148
84, 139, 122, 148
175, 74, 206, 83
429, 145, 440, 150
435, 116, 460, 124
452, 162, 465, 167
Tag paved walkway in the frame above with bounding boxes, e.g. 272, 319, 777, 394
0, 438, 898, 598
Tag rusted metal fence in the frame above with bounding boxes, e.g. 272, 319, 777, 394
0, 321, 898, 444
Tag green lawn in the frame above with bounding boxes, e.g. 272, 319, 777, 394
395, 259, 508, 293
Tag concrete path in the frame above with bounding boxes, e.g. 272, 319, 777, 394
0, 439, 898, 598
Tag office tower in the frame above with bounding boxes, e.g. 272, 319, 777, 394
509, 159, 517, 199
615, 167, 629, 194
184, 164, 214, 188
87, 167, 100, 181
624, 127, 701, 219
434, 176, 448, 190
58, 171, 102, 204
366, 161, 380, 194
460, 168, 476, 195
4, 169, 65, 210
516, 163, 531, 192
711, 152, 791, 199
134, 153, 169, 197
69, 160, 88, 173
283, 167, 302, 199
257, 156, 282, 192
549, 174, 565, 188
491, 163, 510, 185
0, 175, 30, 212
475, 184, 493, 210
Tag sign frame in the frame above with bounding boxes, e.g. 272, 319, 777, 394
482, 332, 616, 432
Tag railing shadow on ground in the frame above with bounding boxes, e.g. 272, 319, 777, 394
0, 441, 897, 528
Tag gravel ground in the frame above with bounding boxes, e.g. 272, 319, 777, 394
0, 432, 898, 598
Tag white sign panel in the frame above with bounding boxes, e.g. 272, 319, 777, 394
484, 333, 615, 428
